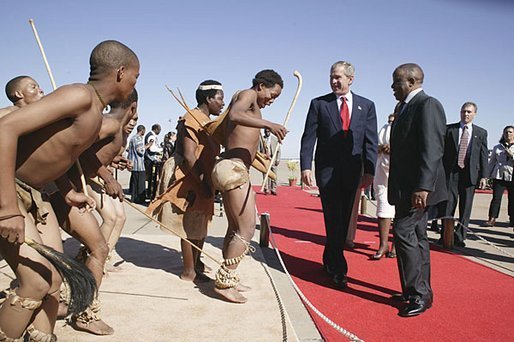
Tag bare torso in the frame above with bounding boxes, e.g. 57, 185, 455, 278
93, 127, 126, 167
14, 84, 103, 188
224, 91, 262, 167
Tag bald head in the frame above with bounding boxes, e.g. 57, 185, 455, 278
5, 76, 44, 105
6, 76, 31, 103
89, 40, 139, 77
391, 63, 424, 102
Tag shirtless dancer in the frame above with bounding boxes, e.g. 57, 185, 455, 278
50, 90, 139, 335
0, 77, 66, 248
81, 88, 138, 272
211, 70, 287, 303
93, 90, 138, 270
0, 76, 44, 118
0, 40, 139, 341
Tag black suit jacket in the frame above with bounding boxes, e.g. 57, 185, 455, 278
443, 122, 488, 184
300, 92, 378, 190
388, 90, 447, 208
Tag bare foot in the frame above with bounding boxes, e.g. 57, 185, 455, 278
57, 302, 69, 319
180, 269, 196, 282
214, 287, 247, 303
71, 318, 114, 335
236, 283, 251, 292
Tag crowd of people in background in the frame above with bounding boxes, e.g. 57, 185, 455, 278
1, 39, 513, 341
127, 123, 177, 204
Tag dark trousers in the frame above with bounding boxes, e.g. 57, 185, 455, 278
445, 168, 476, 242
263, 165, 277, 194
393, 203, 432, 299
145, 160, 162, 200
319, 184, 359, 275
130, 171, 146, 204
488, 179, 514, 223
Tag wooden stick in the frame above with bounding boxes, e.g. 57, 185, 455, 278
125, 199, 223, 266
28, 19, 57, 90
261, 70, 303, 192
28, 19, 90, 198
88, 177, 222, 266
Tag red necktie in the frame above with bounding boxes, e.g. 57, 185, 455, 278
340, 96, 350, 131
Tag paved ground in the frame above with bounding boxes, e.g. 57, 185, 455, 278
0, 160, 512, 341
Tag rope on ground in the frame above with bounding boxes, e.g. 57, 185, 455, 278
260, 262, 290, 342
268, 226, 364, 342
360, 194, 514, 258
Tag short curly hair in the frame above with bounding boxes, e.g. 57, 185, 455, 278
252, 69, 283, 89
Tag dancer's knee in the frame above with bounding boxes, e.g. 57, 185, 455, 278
18, 276, 52, 301
101, 211, 117, 228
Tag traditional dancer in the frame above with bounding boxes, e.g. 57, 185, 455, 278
211, 70, 287, 303
50, 89, 139, 335
83, 88, 139, 273
0, 40, 139, 341
0, 76, 44, 118
148, 80, 224, 281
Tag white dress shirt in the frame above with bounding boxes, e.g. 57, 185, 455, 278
336, 91, 353, 119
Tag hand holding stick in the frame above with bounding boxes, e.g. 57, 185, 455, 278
260, 70, 303, 192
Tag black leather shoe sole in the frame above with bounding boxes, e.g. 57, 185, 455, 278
390, 293, 408, 302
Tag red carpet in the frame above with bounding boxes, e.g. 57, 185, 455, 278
256, 186, 514, 342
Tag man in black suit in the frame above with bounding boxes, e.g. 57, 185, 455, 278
388, 63, 447, 317
440, 102, 488, 247
300, 61, 378, 288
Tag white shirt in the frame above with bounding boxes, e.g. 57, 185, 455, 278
147, 132, 163, 153
404, 87, 423, 105
336, 91, 353, 119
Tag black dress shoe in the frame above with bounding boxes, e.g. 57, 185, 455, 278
323, 265, 337, 276
332, 273, 348, 289
398, 296, 432, 317
390, 293, 408, 302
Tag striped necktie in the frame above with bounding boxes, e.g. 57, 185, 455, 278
457, 126, 469, 168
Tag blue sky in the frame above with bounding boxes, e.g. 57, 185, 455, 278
1, 0, 513, 158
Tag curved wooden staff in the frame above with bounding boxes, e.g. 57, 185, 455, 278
260, 70, 303, 192
29, 19, 90, 197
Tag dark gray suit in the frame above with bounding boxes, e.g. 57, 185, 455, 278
442, 123, 488, 242
388, 90, 447, 299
